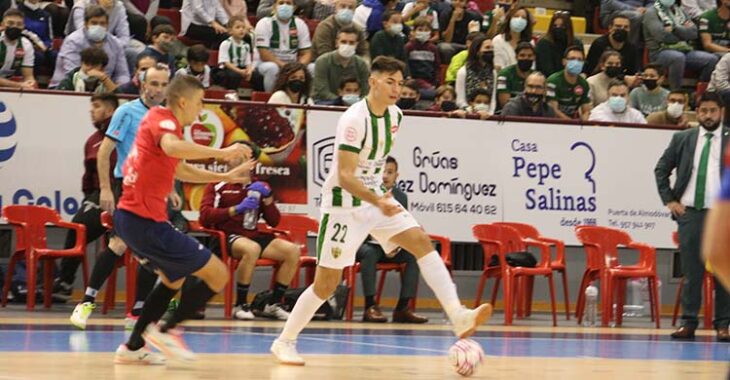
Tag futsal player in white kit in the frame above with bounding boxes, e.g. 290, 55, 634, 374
270, 56, 493, 365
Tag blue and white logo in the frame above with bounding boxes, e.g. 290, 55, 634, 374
0, 102, 17, 166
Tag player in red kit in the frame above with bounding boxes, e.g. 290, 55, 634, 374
112, 75, 254, 365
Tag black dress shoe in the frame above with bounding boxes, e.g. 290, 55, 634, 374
392, 309, 429, 324
670, 326, 696, 340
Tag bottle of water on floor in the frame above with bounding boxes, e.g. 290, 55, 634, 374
584, 283, 598, 327
243, 190, 261, 230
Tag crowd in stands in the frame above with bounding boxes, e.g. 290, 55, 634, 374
3, 0, 730, 126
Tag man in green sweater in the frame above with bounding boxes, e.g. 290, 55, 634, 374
313, 26, 370, 102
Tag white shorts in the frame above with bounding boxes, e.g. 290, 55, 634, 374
316, 200, 420, 269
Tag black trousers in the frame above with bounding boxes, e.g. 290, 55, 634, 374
185, 24, 228, 49
57, 193, 107, 285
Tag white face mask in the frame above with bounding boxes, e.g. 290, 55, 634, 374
338, 43, 356, 58
474, 103, 490, 113
415, 30, 431, 42
667, 102, 684, 118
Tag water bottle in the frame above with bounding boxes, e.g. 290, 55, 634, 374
584, 283, 598, 327
242, 190, 261, 230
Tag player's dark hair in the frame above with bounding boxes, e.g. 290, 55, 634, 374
386, 156, 398, 170
91, 92, 119, 109
80, 46, 109, 67
698, 91, 724, 108
370, 56, 406, 75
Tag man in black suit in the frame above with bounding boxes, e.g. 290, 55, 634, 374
655, 91, 730, 342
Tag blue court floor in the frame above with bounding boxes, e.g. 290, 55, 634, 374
0, 323, 727, 362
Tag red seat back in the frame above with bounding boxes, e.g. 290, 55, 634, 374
494, 222, 539, 240
575, 225, 631, 269
204, 88, 236, 99
277, 214, 319, 255
3, 205, 61, 251
251, 91, 272, 102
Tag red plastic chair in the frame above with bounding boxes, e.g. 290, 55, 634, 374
98, 212, 138, 315
1, 205, 88, 310
671, 231, 715, 329
207, 50, 219, 68
252, 91, 272, 102
188, 220, 289, 319
494, 222, 570, 320
343, 234, 452, 321
275, 214, 319, 287
593, 8, 608, 34
574, 226, 660, 328
472, 224, 558, 326
204, 88, 236, 100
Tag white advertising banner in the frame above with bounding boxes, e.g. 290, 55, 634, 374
308, 110, 678, 248
0, 92, 90, 219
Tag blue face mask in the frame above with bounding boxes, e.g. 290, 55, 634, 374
86, 25, 107, 42
342, 94, 360, 105
566, 59, 583, 75
608, 96, 627, 113
660, 0, 675, 7
335, 8, 354, 24
510, 17, 527, 33
277, 4, 294, 20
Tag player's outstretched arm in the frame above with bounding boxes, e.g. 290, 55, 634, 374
175, 159, 256, 184
160, 133, 251, 161
338, 150, 401, 216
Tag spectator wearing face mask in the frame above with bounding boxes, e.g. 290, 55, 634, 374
629, 63, 670, 116
0, 9, 36, 89
397, 79, 426, 110
646, 89, 690, 127
269, 62, 313, 104
370, 10, 408, 65
491, 6, 534, 72
66, 0, 130, 46
585, 14, 640, 81
588, 50, 626, 106
452, 87, 492, 118
599, 0, 648, 47
427, 84, 459, 112
536, 12, 583, 77
115, 53, 156, 94
546, 45, 592, 120
312, 0, 368, 59
313, 26, 369, 102
496, 41, 534, 110
50, 6, 129, 88
589, 79, 647, 123
331, 76, 362, 106
455, 34, 494, 108
138, 24, 176, 72
57, 46, 116, 92
437, 0, 483, 63
445, 31, 482, 85
502, 71, 557, 118
254, 0, 314, 93
406, 16, 440, 92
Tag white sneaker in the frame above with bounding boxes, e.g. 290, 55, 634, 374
452, 303, 493, 339
142, 324, 196, 363
270, 338, 305, 366
114, 344, 166, 365
70, 302, 95, 330
261, 303, 290, 320
234, 304, 255, 320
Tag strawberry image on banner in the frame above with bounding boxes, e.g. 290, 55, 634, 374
181, 102, 308, 213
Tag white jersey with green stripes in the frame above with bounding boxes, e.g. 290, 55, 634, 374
320, 99, 403, 213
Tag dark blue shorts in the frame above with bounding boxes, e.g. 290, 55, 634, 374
114, 209, 212, 282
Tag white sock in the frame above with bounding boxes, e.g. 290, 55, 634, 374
84, 287, 98, 299
279, 286, 325, 341
418, 251, 462, 321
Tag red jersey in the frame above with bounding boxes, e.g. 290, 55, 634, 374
118, 107, 181, 222
83, 124, 117, 195
199, 181, 281, 238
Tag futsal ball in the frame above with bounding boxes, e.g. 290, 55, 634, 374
448, 338, 485, 377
